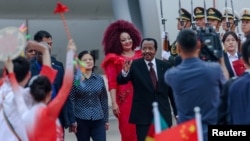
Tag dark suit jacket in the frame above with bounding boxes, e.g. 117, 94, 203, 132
50, 57, 75, 127
30, 59, 64, 92
117, 58, 177, 126
51, 56, 64, 71
223, 51, 241, 78
218, 76, 238, 125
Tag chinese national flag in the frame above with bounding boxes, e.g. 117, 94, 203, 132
155, 119, 198, 141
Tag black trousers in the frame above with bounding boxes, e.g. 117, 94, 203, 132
75, 118, 106, 141
136, 124, 150, 141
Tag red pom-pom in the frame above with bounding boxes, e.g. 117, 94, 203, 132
54, 1, 69, 14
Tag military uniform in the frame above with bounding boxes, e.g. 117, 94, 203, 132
194, 7, 205, 19
222, 7, 240, 21
168, 8, 192, 66
241, 8, 250, 20
207, 7, 222, 33
221, 7, 240, 36
193, 7, 205, 28
240, 8, 250, 42
207, 8, 222, 21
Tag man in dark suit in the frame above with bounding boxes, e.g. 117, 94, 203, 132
117, 38, 177, 141
33, 30, 64, 70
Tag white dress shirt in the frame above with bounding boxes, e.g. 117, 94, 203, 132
144, 58, 158, 80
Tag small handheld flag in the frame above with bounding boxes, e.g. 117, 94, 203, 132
54, 1, 72, 40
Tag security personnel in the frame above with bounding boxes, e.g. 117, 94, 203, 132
168, 8, 192, 66
207, 7, 222, 33
240, 8, 250, 42
194, 7, 206, 28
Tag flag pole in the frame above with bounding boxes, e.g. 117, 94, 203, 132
153, 102, 161, 134
194, 107, 204, 141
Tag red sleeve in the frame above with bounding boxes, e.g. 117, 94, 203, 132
103, 61, 118, 91
46, 50, 74, 119
40, 65, 57, 84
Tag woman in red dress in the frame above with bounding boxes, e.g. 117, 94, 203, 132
101, 20, 142, 141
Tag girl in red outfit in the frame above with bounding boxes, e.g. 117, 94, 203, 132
101, 20, 142, 141
6, 40, 76, 141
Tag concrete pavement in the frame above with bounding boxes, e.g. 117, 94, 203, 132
64, 117, 120, 141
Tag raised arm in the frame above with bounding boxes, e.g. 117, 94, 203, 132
47, 39, 75, 119
27, 41, 51, 67
5, 58, 28, 114
116, 60, 133, 85
27, 41, 57, 83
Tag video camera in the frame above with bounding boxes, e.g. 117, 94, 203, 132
189, 0, 223, 62
193, 25, 223, 62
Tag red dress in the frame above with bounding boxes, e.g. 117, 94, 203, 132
101, 50, 142, 141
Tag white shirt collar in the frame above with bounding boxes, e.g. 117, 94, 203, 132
226, 52, 238, 58
144, 58, 156, 67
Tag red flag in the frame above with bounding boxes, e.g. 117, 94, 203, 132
155, 119, 198, 141
145, 114, 168, 141
145, 124, 155, 141
54, 2, 69, 13
53, 1, 72, 40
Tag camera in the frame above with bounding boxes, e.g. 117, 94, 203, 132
193, 25, 223, 62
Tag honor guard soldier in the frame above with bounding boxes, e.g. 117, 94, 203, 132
240, 8, 250, 43
168, 8, 192, 66
221, 7, 240, 33
194, 7, 206, 28
207, 7, 222, 33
